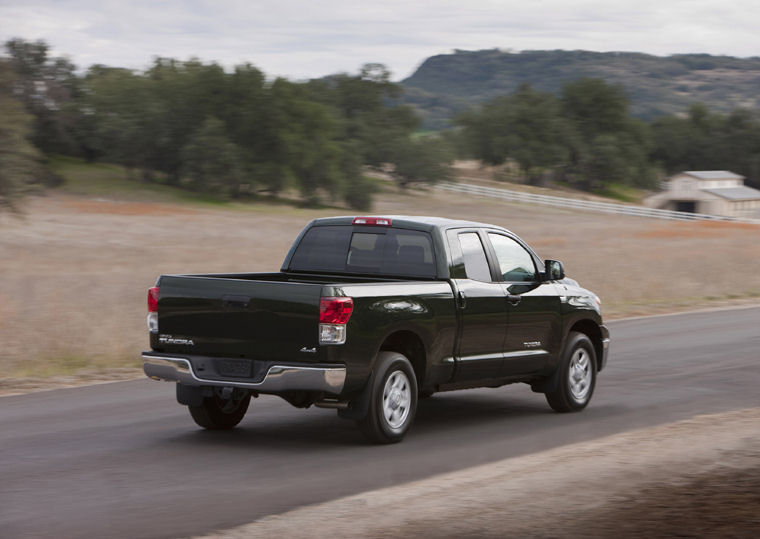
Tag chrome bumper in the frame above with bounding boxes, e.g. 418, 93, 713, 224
142, 353, 346, 394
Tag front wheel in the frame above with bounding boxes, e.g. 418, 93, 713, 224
357, 352, 418, 444
545, 332, 597, 413
188, 387, 251, 429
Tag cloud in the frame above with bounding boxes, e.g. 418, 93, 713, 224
1, 0, 758, 80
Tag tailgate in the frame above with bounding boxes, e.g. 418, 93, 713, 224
155, 275, 323, 362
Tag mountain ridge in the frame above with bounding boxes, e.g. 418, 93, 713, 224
400, 49, 760, 129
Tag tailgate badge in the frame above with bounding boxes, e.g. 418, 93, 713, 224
300, 347, 317, 354
158, 334, 195, 346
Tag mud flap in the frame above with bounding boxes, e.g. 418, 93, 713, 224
176, 384, 207, 406
530, 371, 560, 394
337, 376, 373, 420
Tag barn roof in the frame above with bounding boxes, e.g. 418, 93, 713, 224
703, 186, 760, 200
680, 170, 745, 181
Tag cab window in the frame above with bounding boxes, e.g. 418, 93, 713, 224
488, 233, 537, 282
458, 232, 492, 282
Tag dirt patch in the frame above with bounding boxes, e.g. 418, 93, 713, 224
61, 197, 200, 216
633, 220, 760, 239
562, 466, 760, 539
197, 409, 760, 539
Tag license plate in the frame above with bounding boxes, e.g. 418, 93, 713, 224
216, 359, 252, 377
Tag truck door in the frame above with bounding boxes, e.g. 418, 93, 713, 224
447, 230, 508, 381
485, 232, 561, 374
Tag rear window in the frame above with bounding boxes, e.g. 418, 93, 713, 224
289, 225, 436, 278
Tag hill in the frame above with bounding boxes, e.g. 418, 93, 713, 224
400, 49, 760, 129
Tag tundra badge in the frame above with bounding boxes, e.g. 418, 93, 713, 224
158, 334, 195, 346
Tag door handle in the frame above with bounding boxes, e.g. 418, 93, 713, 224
506, 294, 522, 305
457, 291, 467, 309
222, 295, 251, 309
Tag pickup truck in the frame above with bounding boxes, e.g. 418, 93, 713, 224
143, 216, 609, 443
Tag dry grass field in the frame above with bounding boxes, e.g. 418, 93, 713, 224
1, 182, 759, 382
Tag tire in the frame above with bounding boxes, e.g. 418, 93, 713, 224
357, 352, 418, 444
188, 387, 251, 430
545, 332, 596, 413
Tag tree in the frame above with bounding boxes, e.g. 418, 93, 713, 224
650, 104, 723, 172
180, 117, 245, 196
76, 66, 159, 176
456, 78, 656, 191
650, 104, 760, 189
392, 136, 453, 187
4, 38, 79, 154
456, 85, 570, 184
3, 42, 444, 208
220, 63, 269, 182
144, 58, 230, 183
0, 60, 43, 211
264, 78, 346, 205
719, 108, 760, 189
340, 142, 375, 211
561, 78, 630, 140
565, 115, 656, 191
309, 64, 420, 167
560, 79, 656, 190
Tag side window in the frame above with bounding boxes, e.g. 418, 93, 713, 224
488, 233, 537, 282
458, 233, 492, 282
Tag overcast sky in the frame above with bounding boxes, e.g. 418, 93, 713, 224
1, 0, 758, 80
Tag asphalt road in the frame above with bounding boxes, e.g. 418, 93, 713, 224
2, 306, 759, 538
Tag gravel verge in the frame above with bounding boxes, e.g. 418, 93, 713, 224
196, 408, 760, 538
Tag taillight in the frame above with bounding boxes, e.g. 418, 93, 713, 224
352, 217, 392, 226
148, 287, 160, 312
319, 297, 353, 345
320, 297, 353, 324
147, 286, 159, 333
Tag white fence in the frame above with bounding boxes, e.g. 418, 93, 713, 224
437, 182, 758, 223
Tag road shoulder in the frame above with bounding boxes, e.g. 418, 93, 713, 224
198, 408, 760, 538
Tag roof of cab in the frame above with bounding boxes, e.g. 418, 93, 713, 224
310, 215, 507, 233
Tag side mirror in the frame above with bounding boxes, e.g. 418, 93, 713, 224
544, 259, 565, 281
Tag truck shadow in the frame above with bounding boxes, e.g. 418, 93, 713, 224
165, 389, 553, 449
414, 390, 549, 430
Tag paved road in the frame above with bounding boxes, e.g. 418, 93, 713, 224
2, 306, 759, 538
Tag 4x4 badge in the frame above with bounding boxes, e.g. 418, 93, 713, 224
300, 347, 317, 353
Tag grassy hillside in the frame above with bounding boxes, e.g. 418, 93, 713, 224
47, 156, 360, 212
401, 49, 760, 129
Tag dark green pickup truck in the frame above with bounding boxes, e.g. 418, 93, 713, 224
143, 216, 609, 443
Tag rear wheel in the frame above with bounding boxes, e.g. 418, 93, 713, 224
357, 352, 418, 444
189, 387, 251, 429
545, 332, 596, 413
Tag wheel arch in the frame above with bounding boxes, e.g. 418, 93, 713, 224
379, 330, 427, 389
567, 319, 604, 372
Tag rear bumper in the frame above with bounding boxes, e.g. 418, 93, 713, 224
142, 352, 346, 394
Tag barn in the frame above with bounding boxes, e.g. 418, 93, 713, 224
644, 171, 760, 219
